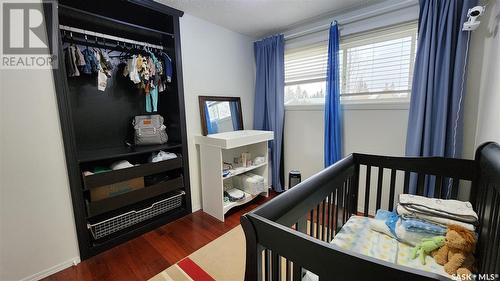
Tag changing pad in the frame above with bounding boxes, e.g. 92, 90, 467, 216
303, 216, 451, 281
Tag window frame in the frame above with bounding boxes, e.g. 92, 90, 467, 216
284, 21, 418, 107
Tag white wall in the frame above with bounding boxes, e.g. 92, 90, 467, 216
179, 14, 255, 211
0, 11, 255, 281
471, 0, 500, 146
284, 103, 409, 187
0, 59, 80, 281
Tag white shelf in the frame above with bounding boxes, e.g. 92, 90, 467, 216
196, 130, 273, 222
195, 130, 273, 149
223, 162, 267, 179
223, 190, 267, 214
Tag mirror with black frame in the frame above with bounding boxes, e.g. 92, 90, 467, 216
198, 96, 244, 136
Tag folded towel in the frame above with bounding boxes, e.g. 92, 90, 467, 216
397, 204, 475, 231
400, 217, 447, 235
399, 194, 478, 223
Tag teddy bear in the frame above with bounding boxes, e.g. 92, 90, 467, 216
432, 225, 476, 277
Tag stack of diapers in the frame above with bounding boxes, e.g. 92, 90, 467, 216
370, 210, 446, 246
396, 194, 478, 231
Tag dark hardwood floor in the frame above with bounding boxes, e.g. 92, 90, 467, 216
43, 193, 277, 281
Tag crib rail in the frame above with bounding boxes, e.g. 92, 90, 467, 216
242, 149, 484, 281
474, 143, 500, 275
352, 153, 476, 215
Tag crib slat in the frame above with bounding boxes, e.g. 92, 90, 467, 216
337, 185, 344, 232
335, 189, 340, 235
265, 249, 270, 281
353, 164, 360, 215
326, 193, 331, 241
286, 259, 291, 281
403, 171, 410, 194
434, 175, 443, 198
329, 192, 335, 240
345, 179, 351, 218
451, 178, 459, 199
364, 165, 371, 217
308, 210, 313, 236
297, 215, 307, 234
321, 199, 326, 241
315, 204, 320, 239
271, 251, 281, 281
293, 262, 302, 281
343, 182, 348, 223
272, 252, 280, 281
417, 174, 425, 195
376, 167, 383, 210
388, 169, 396, 211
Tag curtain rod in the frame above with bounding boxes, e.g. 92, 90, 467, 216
59, 25, 164, 50
282, 0, 418, 41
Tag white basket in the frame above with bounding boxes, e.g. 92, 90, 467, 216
88, 191, 184, 240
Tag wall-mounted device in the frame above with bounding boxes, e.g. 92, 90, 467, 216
463, 6, 486, 31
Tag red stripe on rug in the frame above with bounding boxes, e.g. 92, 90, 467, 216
177, 257, 215, 281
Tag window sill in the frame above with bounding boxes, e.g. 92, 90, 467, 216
285, 100, 410, 111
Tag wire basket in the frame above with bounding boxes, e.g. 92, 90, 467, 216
88, 191, 185, 240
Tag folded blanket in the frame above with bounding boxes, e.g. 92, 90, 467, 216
397, 204, 475, 231
399, 194, 478, 223
400, 217, 447, 235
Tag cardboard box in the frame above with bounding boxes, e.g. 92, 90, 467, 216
90, 177, 145, 201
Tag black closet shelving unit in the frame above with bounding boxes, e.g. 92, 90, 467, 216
47, 0, 191, 259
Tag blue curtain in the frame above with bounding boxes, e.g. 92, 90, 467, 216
229, 102, 241, 130
205, 103, 218, 134
406, 0, 476, 197
254, 34, 285, 192
324, 21, 342, 167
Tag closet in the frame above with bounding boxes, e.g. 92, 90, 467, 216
50, 0, 191, 259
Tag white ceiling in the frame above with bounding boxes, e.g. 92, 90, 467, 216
157, 0, 377, 38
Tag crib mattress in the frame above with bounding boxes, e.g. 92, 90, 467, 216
303, 216, 451, 281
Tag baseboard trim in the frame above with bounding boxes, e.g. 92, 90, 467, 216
21, 257, 80, 281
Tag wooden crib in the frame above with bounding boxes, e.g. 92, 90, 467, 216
241, 142, 500, 281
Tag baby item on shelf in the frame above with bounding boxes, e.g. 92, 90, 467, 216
222, 162, 233, 177
110, 160, 135, 170
224, 188, 246, 202
253, 156, 265, 165
150, 150, 177, 163
234, 173, 265, 195
241, 152, 251, 167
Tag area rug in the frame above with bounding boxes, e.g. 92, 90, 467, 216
149, 225, 246, 281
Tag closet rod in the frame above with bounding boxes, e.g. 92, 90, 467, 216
59, 25, 164, 50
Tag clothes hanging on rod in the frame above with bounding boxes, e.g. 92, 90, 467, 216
59, 25, 164, 50
60, 27, 174, 111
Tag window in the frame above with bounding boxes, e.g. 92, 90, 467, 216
207, 101, 231, 121
284, 22, 417, 105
